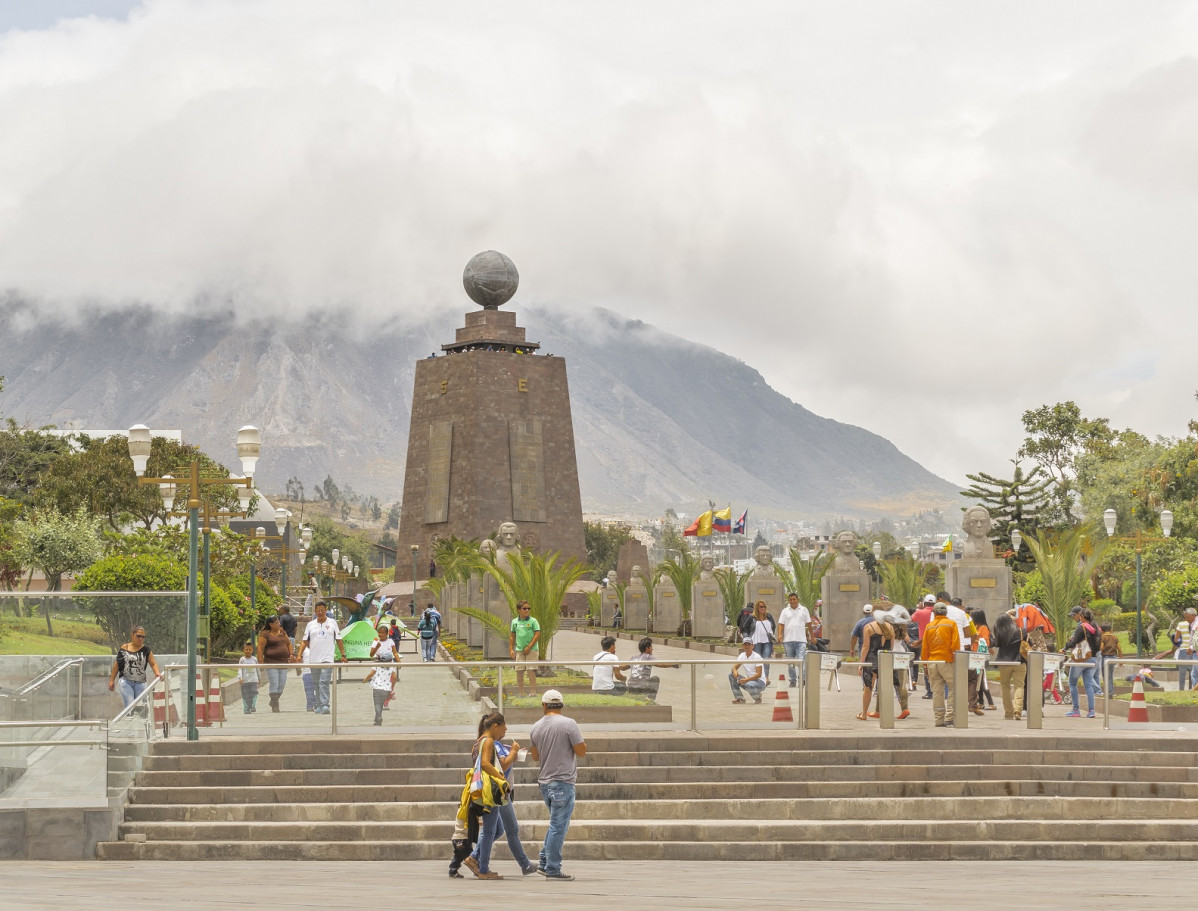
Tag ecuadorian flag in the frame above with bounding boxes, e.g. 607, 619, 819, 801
712, 507, 732, 534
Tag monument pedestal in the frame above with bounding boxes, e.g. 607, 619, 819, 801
746, 575, 784, 617
946, 560, 1013, 620
653, 581, 681, 635
692, 580, 724, 638
624, 584, 649, 632
601, 588, 620, 627
821, 571, 870, 652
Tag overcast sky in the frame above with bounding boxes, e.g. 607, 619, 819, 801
1, 1, 1196, 490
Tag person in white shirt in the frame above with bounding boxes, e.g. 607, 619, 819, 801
777, 592, 813, 688
591, 636, 627, 694
729, 638, 766, 704
237, 643, 259, 714
299, 600, 346, 715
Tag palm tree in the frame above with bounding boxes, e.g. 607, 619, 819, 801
878, 557, 926, 609
634, 565, 659, 633
659, 551, 702, 621
1024, 524, 1108, 649
788, 549, 831, 608
713, 566, 749, 629
457, 550, 588, 660
432, 536, 483, 583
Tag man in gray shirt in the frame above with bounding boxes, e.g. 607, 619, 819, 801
529, 688, 587, 881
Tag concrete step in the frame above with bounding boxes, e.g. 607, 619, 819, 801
124, 777, 1198, 806
126, 762, 1198, 788
119, 794, 1198, 824
139, 746, 1198, 772
114, 818, 1198, 844
142, 733, 1198, 756
94, 837, 1198, 862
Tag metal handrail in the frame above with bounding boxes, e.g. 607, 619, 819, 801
0, 719, 107, 729
111, 675, 165, 726
0, 591, 186, 597
15, 657, 83, 697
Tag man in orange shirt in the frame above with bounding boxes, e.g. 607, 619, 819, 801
921, 602, 961, 727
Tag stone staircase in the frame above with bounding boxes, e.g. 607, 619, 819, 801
97, 733, 1198, 861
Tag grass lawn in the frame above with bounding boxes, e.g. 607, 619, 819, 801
0, 616, 113, 656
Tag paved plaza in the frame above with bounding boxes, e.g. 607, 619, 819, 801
0, 860, 1182, 909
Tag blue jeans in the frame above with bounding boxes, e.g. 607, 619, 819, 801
756, 642, 774, 681
313, 667, 333, 712
117, 678, 147, 709
421, 635, 438, 661
782, 641, 807, 686
728, 673, 767, 701
265, 666, 289, 695
1178, 651, 1196, 689
538, 780, 576, 876
475, 800, 534, 873
302, 671, 316, 710
1069, 661, 1098, 713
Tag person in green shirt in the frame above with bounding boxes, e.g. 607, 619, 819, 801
509, 601, 542, 697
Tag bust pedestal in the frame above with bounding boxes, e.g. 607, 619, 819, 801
692, 579, 725, 638
746, 574, 784, 617
946, 559, 1013, 621
821, 571, 870, 651
653, 579, 681, 634
624, 582, 649, 632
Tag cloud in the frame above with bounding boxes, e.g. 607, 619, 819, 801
1, 1, 1197, 492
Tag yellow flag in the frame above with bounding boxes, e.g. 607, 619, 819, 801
942, 534, 953, 553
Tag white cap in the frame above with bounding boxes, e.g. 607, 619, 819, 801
541, 689, 564, 706
922, 594, 935, 604
862, 604, 873, 614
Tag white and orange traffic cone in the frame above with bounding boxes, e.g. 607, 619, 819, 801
771, 673, 794, 723
1127, 674, 1149, 723
194, 673, 210, 726
207, 679, 225, 724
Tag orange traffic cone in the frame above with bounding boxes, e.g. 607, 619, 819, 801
1127, 674, 1149, 723
771, 673, 793, 723
207, 679, 225, 724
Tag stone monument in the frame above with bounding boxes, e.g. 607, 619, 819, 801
745, 545, 784, 617
624, 567, 649, 631
946, 506, 1012, 620
820, 530, 870, 651
691, 555, 725, 638
395, 252, 586, 580
653, 572, 681, 635
482, 526, 516, 659
614, 539, 650, 585
601, 585, 621, 627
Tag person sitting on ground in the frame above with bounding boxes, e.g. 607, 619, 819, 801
625, 637, 680, 702
591, 636, 627, 695
729, 638, 766, 704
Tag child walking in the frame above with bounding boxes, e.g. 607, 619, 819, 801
238, 643, 259, 714
364, 661, 397, 726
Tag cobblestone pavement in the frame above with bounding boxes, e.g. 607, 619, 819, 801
0, 860, 1180, 910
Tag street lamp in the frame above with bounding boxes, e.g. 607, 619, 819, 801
411, 544, 420, 612
127, 423, 260, 741
872, 541, 882, 599
1103, 508, 1173, 657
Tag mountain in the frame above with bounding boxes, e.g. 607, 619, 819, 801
0, 301, 958, 518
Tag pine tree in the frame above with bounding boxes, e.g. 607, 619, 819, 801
960, 460, 1053, 566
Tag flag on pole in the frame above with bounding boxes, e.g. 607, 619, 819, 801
941, 534, 953, 553
712, 506, 732, 534
684, 510, 713, 537
733, 509, 747, 534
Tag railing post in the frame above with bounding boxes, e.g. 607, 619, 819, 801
1026, 651, 1045, 730
77, 660, 84, 721
953, 650, 970, 728
331, 664, 338, 735
803, 650, 823, 730
689, 662, 698, 733
878, 651, 895, 729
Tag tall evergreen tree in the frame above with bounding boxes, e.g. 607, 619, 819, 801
961, 460, 1053, 565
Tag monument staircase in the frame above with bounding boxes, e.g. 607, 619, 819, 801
97, 732, 1198, 861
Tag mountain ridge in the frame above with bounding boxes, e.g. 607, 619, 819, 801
0, 301, 958, 519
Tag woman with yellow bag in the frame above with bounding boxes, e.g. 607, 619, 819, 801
462, 712, 538, 880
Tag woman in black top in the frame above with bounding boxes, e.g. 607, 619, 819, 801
992, 611, 1027, 720
108, 626, 162, 709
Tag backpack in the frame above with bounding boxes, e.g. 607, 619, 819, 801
419, 611, 437, 639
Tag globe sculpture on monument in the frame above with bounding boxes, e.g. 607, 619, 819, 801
820, 530, 870, 651
395, 252, 587, 639
945, 506, 1011, 622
